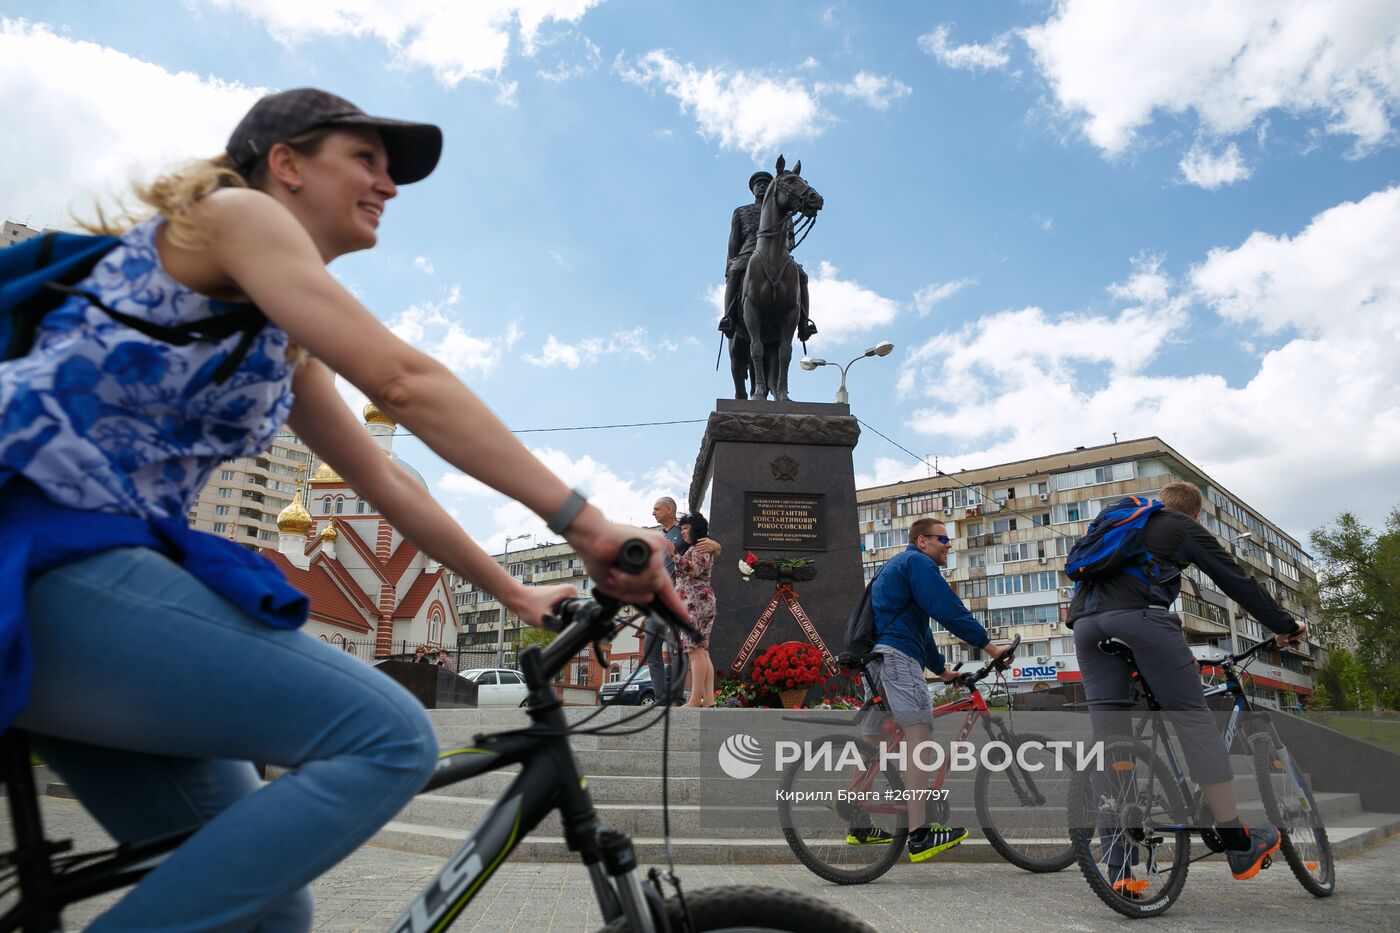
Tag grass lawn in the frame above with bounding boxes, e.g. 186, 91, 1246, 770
1315, 715, 1400, 755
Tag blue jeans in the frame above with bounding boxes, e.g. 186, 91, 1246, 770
16, 547, 438, 931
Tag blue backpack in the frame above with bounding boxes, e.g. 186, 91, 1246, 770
1, 232, 264, 382
1064, 496, 1171, 585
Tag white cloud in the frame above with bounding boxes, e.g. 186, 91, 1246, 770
815, 72, 912, 110
524, 327, 677, 368
0, 19, 264, 225
616, 52, 913, 157
895, 186, 1400, 536
442, 449, 693, 551
203, 0, 603, 87
1178, 141, 1252, 189
616, 50, 826, 157
1022, 0, 1400, 156
387, 287, 510, 376
913, 278, 975, 316
535, 33, 602, 82
918, 24, 1012, 72
413, 256, 435, 274
806, 261, 903, 343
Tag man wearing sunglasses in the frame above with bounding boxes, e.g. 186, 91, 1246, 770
863, 517, 1012, 863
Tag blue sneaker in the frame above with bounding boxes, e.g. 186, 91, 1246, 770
1227, 826, 1281, 880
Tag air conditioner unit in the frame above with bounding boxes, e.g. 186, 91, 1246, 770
943, 508, 952, 516
1049, 623, 1061, 632
1040, 493, 1049, 502
879, 518, 892, 526
1055, 660, 1066, 669
988, 626, 1003, 637
1036, 656, 1050, 664
1038, 556, 1047, 564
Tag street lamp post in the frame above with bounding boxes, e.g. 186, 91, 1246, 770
799, 340, 895, 404
497, 533, 532, 666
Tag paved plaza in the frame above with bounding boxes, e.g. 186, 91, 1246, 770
5, 794, 1398, 932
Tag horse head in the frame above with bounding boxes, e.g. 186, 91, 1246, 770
770, 157, 823, 219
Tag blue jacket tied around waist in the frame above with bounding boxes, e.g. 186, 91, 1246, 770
0, 479, 309, 731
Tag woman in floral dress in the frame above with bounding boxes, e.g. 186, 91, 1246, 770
673, 512, 716, 707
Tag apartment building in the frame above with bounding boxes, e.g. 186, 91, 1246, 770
186, 431, 311, 549
2, 219, 43, 248
856, 437, 1321, 710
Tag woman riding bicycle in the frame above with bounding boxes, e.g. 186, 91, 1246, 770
0, 87, 682, 931
1068, 481, 1307, 888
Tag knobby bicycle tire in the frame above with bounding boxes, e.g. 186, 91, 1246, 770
1067, 741, 1191, 919
973, 731, 1075, 873
597, 884, 877, 933
1250, 738, 1336, 897
777, 733, 908, 885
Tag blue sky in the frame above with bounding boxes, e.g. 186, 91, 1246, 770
3, 1, 1398, 549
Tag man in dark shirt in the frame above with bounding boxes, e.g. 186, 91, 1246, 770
639, 497, 720, 702
863, 517, 1011, 863
1069, 481, 1308, 887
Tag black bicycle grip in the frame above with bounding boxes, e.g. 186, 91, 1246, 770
615, 537, 652, 575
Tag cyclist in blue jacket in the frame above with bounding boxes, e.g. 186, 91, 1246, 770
861, 517, 1012, 862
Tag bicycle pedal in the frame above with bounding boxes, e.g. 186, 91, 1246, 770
1261, 855, 1273, 869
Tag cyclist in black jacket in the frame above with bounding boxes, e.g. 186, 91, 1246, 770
1068, 481, 1308, 885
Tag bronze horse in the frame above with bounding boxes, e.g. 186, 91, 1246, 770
738, 155, 823, 401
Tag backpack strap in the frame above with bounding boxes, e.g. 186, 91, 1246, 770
44, 283, 266, 385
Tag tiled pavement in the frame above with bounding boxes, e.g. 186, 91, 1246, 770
5, 794, 1397, 932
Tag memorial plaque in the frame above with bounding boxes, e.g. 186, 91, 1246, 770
744, 492, 825, 551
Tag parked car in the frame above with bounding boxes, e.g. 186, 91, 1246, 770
598, 667, 656, 706
459, 668, 529, 707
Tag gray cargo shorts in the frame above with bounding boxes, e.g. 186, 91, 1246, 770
859, 646, 933, 736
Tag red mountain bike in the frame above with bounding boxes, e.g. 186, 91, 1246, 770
778, 636, 1075, 884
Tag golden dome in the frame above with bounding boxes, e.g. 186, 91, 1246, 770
319, 523, 338, 541
277, 497, 312, 534
363, 401, 396, 426
310, 460, 342, 483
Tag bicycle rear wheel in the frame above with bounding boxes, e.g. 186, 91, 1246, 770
974, 731, 1075, 872
1067, 741, 1190, 918
597, 885, 876, 932
777, 733, 908, 884
1251, 737, 1336, 897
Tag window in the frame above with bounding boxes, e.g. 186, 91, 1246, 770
259, 530, 276, 541
500, 672, 524, 686
215, 505, 230, 516
356, 499, 366, 514
1033, 512, 1050, 526
992, 518, 1018, 534
212, 522, 227, 533
220, 470, 235, 480
1054, 462, 1136, 491
244, 526, 257, 537
476, 671, 498, 685
576, 664, 589, 686
321, 496, 332, 514
218, 488, 231, 499
609, 665, 621, 683
335, 497, 344, 514
964, 522, 983, 537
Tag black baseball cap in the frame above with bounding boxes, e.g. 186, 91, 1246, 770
227, 88, 442, 185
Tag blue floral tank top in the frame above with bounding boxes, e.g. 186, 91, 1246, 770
0, 217, 295, 520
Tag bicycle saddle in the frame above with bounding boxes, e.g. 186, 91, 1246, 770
1098, 638, 1135, 658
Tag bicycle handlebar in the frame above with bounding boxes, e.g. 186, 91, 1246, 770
533, 539, 700, 685
953, 633, 1022, 688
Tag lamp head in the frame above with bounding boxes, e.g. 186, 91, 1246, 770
799, 358, 826, 371
870, 340, 895, 357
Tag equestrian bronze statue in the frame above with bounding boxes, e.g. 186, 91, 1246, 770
718, 156, 822, 400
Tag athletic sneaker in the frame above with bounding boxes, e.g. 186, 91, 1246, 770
845, 826, 895, 845
1226, 825, 1281, 880
1108, 866, 1149, 900
907, 823, 967, 862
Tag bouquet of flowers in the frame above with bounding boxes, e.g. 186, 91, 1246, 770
736, 554, 817, 582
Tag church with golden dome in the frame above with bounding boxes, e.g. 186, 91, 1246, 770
263, 403, 457, 658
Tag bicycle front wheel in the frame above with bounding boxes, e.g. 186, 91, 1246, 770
974, 731, 1075, 872
597, 885, 876, 932
1251, 737, 1336, 897
1067, 741, 1191, 918
777, 732, 908, 884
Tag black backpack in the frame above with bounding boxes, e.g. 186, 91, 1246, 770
843, 565, 887, 660
1, 231, 265, 383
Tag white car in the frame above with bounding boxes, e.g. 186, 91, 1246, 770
459, 668, 529, 707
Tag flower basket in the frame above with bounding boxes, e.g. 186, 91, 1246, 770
779, 688, 808, 709
750, 641, 826, 701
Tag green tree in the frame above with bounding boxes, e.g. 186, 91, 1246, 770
1310, 509, 1400, 708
